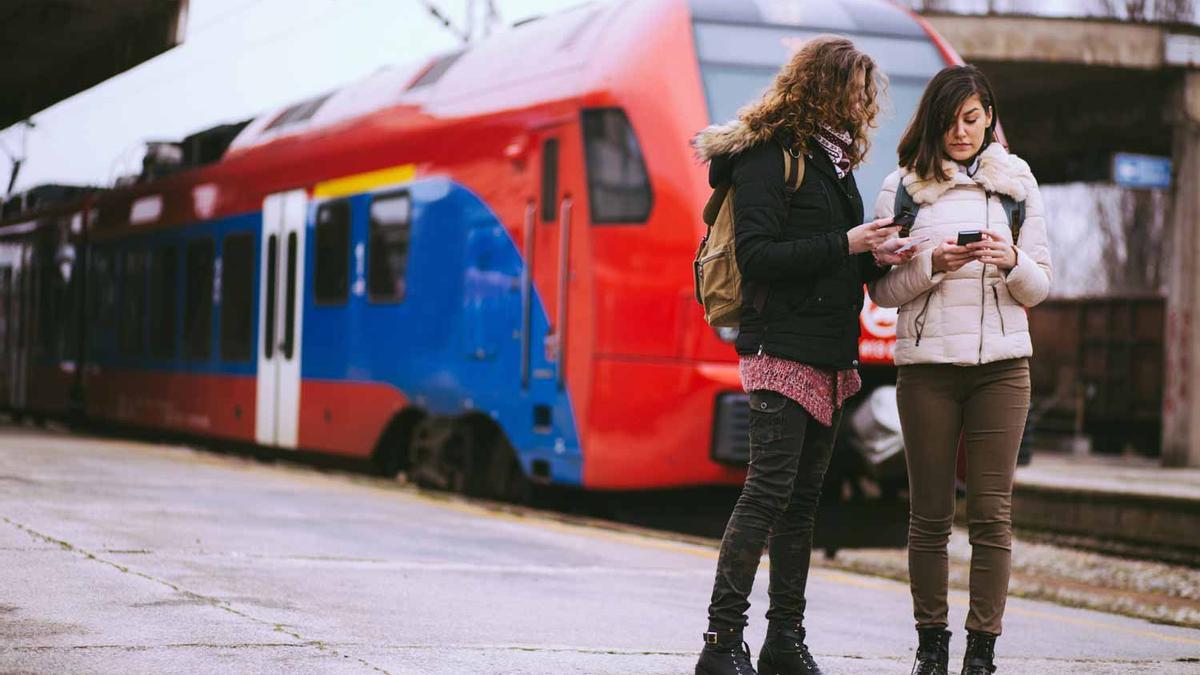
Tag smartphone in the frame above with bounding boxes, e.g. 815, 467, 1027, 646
957, 230, 983, 246
894, 236, 930, 254
892, 210, 915, 238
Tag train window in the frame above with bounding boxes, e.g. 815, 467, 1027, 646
282, 232, 298, 359
35, 234, 58, 360
184, 238, 215, 361
368, 191, 412, 303
59, 240, 81, 362
581, 108, 653, 224
149, 245, 178, 359
541, 139, 559, 223
220, 233, 255, 362
119, 249, 148, 357
263, 92, 332, 132
89, 248, 108, 322
0, 267, 9, 357
407, 50, 465, 90
314, 200, 351, 305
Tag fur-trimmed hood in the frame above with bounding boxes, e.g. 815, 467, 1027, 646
691, 119, 771, 162
900, 142, 1035, 205
691, 119, 778, 188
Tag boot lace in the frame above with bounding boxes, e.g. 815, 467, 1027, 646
910, 632, 948, 675
723, 640, 754, 674
789, 636, 819, 672
963, 633, 996, 675
911, 656, 944, 675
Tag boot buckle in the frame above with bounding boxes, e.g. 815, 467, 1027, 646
703, 631, 719, 645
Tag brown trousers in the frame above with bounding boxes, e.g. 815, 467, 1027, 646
896, 358, 1030, 635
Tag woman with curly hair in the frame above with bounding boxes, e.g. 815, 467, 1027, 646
691, 36, 915, 675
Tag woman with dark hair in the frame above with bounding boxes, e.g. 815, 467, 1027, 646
691, 36, 915, 675
869, 65, 1052, 675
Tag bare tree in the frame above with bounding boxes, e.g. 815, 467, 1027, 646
1156, 0, 1195, 21
907, 0, 1196, 20
1092, 188, 1168, 295
1093, 0, 1194, 19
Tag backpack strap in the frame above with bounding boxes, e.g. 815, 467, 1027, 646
893, 180, 918, 222
781, 144, 805, 194
998, 194, 1026, 244
702, 184, 730, 227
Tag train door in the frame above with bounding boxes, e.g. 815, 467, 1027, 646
255, 190, 307, 448
524, 121, 586, 392
10, 242, 33, 411
0, 243, 18, 408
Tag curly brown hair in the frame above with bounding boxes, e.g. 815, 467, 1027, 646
737, 35, 885, 169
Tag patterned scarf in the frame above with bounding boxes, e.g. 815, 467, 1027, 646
815, 123, 854, 179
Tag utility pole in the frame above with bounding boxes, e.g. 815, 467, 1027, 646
1, 119, 35, 198
415, 0, 503, 43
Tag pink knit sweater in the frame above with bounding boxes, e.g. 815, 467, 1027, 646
739, 354, 862, 427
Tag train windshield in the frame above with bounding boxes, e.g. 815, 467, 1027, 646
692, 17, 945, 199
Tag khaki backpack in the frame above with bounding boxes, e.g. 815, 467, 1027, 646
694, 145, 805, 327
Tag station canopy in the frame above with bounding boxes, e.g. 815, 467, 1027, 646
0, 0, 187, 129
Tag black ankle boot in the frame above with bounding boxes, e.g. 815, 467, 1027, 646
696, 628, 756, 675
911, 626, 951, 675
961, 631, 997, 674
758, 622, 822, 675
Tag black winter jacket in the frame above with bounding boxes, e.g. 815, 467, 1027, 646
707, 139, 889, 369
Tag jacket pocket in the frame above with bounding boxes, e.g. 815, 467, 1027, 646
914, 290, 936, 346
992, 284, 1007, 336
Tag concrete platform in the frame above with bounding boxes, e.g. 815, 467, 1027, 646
1013, 452, 1200, 560
1, 426, 1198, 674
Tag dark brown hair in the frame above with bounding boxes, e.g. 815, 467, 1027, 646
897, 65, 998, 181
738, 35, 886, 170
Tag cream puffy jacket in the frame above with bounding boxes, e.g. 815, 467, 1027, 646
868, 143, 1052, 367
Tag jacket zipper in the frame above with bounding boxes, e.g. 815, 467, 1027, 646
993, 285, 1006, 336
978, 192, 990, 365
914, 292, 934, 346
758, 288, 770, 356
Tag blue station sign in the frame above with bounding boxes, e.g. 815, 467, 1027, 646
1112, 153, 1173, 190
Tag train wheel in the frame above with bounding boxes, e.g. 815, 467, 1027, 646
408, 416, 530, 503
408, 418, 471, 493
371, 411, 423, 478
466, 422, 530, 504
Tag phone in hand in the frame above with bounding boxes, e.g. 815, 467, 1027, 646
892, 211, 915, 237
894, 236, 930, 254
957, 230, 983, 246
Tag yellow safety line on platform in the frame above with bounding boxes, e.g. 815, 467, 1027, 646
313, 164, 416, 199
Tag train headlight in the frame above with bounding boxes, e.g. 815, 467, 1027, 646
714, 326, 739, 343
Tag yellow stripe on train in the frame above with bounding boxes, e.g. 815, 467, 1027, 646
313, 164, 417, 199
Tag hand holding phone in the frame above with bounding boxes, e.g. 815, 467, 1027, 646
892, 211, 915, 237
932, 236, 975, 274
894, 236, 930, 254
956, 230, 983, 246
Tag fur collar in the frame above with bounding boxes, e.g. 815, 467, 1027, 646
691, 119, 774, 162
900, 143, 1034, 205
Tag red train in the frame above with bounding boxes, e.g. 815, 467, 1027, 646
0, 0, 959, 496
